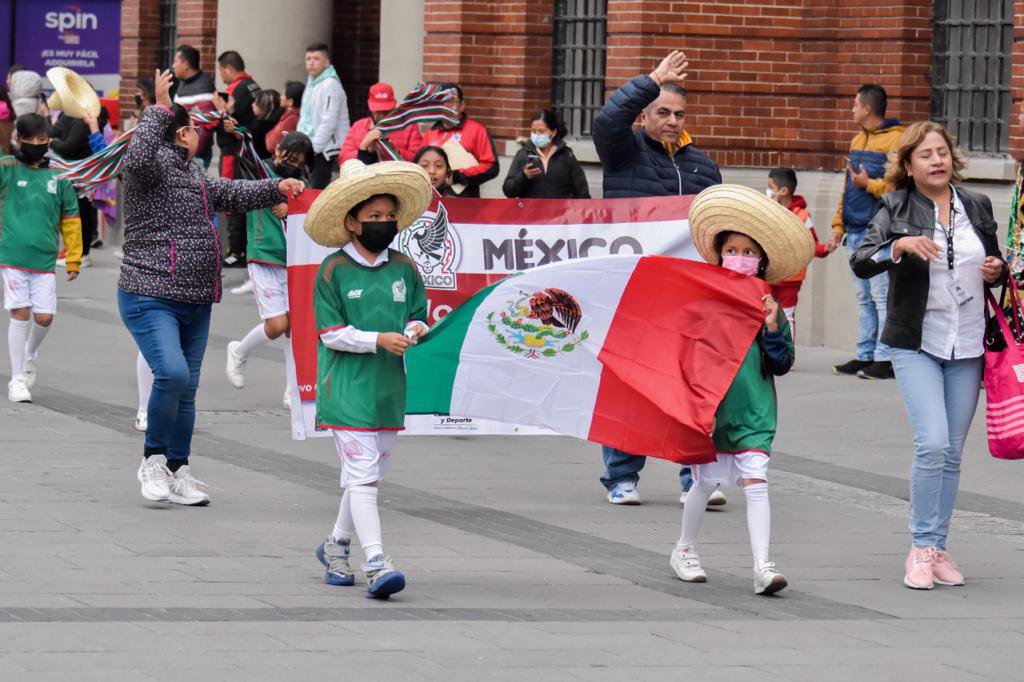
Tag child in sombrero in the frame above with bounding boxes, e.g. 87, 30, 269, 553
672, 184, 815, 596
303, 159, 432, 599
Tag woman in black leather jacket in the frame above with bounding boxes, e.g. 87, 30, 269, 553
851, 121, 1005, 591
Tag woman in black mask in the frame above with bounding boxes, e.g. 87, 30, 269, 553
225, 131, 314, 404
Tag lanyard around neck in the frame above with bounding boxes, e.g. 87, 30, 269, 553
939, 190, 956, 272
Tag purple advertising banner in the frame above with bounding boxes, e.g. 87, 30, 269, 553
0, 0, 13, 80
13, 0, 122, 96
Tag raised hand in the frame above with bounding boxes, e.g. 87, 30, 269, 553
650, 50, 689, 86
154, 69, 174, 108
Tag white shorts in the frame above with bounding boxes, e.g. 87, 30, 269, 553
248, 262, 288, 320
334, 430, 398, 487
693, 451, 769, 487
1, 268, 56, 314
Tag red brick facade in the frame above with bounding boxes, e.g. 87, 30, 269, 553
423, 0, 1023, 170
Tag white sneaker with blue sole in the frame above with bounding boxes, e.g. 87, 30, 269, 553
364, 554, 405, 599
316, 539, 355, 586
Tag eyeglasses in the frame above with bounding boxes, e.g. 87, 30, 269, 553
177, 125, 201, 134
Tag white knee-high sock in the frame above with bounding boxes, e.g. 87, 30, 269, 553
8, 319, 29, 378
136, 351, 153, 412
235, 323, 271, 358
331, 487, 354, 544
744, 483, 771, 567
678, 480, 717, 549
25, 320, 50, 360
348, 485, 383, 559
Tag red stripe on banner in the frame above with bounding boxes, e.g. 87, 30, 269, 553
440, 195, 694, 226
587, 256, 768, 465
289, 190, 322, 216
288, 263, 321, 401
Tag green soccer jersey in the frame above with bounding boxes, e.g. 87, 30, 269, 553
246, 167, 286, 267
0, 157, 80, 272
712, 311, 794, 455
314, 247, 428, 430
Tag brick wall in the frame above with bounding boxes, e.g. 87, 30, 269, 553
422, 0, 553, 140
176, 0, 219, 78
1012, 1, 1024, 160
333, 0, 382, 123
119, 0, 161, 118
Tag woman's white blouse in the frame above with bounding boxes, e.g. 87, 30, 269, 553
920, 187, 987, 360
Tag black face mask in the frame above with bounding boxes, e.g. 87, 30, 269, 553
273, 162, 304, 180
354, 220, 398, 254
15, 142, 49, 165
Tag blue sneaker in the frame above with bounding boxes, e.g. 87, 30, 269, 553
363, 554, 405, 599
316, 539, 355, 586
606, 482, 641, 505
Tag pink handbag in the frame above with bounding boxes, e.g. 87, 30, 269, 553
984, 279, 1024, 459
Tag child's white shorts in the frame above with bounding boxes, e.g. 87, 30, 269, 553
693, 451, 769, 487
333, 429, 398, 487
1, 268, 56, 314
248, 262, 288, 320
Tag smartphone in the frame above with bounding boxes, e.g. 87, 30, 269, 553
527, 153, 542, 171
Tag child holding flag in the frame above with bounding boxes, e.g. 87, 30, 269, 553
303, 158, 432, 599
0, 113, 82, 402
671, 184, 814, 595
226, 132, 314, 406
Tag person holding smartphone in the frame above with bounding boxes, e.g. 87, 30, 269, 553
502, 108, 590, 199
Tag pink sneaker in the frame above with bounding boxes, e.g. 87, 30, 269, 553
932, 550, 965, 586
904, 546, 935, 590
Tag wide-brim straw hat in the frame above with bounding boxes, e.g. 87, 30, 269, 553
304, 159, 433, 248
45, 67, 101, 119
689, 184, 816, 283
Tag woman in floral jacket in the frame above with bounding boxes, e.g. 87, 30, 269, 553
120, 69, 304, 506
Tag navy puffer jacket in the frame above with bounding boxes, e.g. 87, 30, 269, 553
593, 75, 721, 198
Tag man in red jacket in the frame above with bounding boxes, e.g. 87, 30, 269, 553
340, 82, 423, 164
423, 83, 499, 197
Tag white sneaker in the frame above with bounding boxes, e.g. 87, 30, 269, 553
136, 456, 172, 502
168, 465, 210, 506
55, 257, 66, 268
22, 356, 37, 389
670, 545, 708, 582
230, 279, 254, 295
80, 255, 92, 268
7, 376, 31, 403
226, 341, 246, 388
134, 410, 148, 432
606, 482, 641, 505
282, 385, 292, 409
680, 488, 728, 507
753, 561, 788, 595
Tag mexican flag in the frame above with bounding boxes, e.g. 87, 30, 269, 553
405, 254, 769, 464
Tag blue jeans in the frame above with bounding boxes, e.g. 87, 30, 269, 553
118, 289, 212, 464
600, 446, 693, 491
846, 230, 892, 361
891, 349, 983, 550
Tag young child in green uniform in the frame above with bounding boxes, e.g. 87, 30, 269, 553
303, 159, 432, 599
0, 113, 82, 403
226, 132, 314, 407
672, 184, 814, 596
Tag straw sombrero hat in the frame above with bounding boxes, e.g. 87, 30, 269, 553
689, 184, 815, 283
46, 67, 101, 119
304, 159, 432, 248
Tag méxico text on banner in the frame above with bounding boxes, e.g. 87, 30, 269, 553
286, 193, 698, 439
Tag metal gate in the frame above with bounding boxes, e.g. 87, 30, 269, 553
158, 0, 178, 71
931, 0, 1014, 154
551, 0, 608, 138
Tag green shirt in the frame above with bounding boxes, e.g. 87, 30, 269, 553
712, 313, 793, 455
314, 248, 428, 430
0, 157, 80, 272
246, 168, 286, 267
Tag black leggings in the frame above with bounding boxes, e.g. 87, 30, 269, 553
77, 197, 97, 255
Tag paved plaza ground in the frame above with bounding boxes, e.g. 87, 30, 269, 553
1, 250, 1023, 681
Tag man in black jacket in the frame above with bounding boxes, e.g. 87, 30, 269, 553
49, 109, 96, 266
592, 50, 725, 507
171, 44, 216, 168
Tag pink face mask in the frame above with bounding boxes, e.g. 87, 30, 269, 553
721, 254, 760, 276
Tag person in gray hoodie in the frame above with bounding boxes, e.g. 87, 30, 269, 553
6, 66, 44, 118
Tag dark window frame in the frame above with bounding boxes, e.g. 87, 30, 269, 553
158, 0, 179, 71
931, 0, 1014, 154
551, 0, 608, 139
